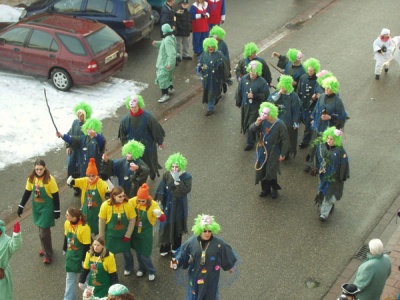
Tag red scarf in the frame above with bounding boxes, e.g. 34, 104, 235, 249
130, 108, 143, 117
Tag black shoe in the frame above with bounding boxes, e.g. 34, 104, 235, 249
304, 166, 311, 173
150, 173, 156, 180
259, 190, 270, 197
319, 215, 327, 222
244, 145, 254, 151
182, 56, 192, 61
385, 67, 389, 73
375, 74, 380, 80
271, 189, 278, 199
205, 110, 214, 116
222, 83, 227, 94
176, 57, 182, 62
299, 142, 309, 149
309, 168, 319, 176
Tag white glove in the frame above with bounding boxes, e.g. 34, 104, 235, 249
105, 179, 114, 191
67, 175, 73, 185
79, 283, 85, 290
153, 209, 162, 218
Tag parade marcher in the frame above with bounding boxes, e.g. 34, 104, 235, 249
297, 58, 320, 149
268, 75, 301, 159
373, 28, 395, 80
79, 236, 118, 298
118, 95, 165, 180
0, 221, 22, 300
206, 0, 226, 29
235, 42, 272, 86
129, 183, 166, 281
57, 118, 106, 178
17, 159, 60, 264
155, 153, 192, 256
336, 283, 360, 300
353, 239, 391, 300
175, 0, 192, 62
272, 48, 306, 86
190, 0, 210, 56
160, 0, 176, 36
315, 70, 333, 99
102, 139, 149, 198
313, 127, 349, 222
172, 214, 237, 300
66, 102, 92, 196
235, 60, 270, 151
250, 102, 289, 198
197, 37, 231, 116
305, 76, 347, 175
83, 283, 136, 300
67, 158, 113, 235
98, 186, 136, 276
391, 35, 400, 69
153, 23, 177, 103
210, 25, 231, 96
63, 208, 91, 300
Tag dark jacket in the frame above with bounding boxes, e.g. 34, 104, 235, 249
160, 2, 175, 28
175, 7, 191, 36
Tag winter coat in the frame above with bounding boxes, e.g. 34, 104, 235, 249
176, 7, 191, 36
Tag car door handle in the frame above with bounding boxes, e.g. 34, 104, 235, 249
13, 48, 20, 52
49, 54, 56, 58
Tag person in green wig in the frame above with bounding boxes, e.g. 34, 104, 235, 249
101, 139, 149, 198
313, 126, 349, 222
235, 60, 270, 151
297, 58, 321, 149
57, 118, 106, 178
172, 214, 237, 300
272, 48, 306, 86
155, 152, 192, 255
268, 74, 301, 159
66, 102, 93, 196
250, 102, 289, 198
235, 42, 272, 86
196, 37, 230, 116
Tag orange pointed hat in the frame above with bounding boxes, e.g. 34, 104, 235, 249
86, 158, 98, 175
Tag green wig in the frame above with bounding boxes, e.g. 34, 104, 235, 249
165, 152, 188, 171
81, 118, 102, 135
322, 76, 339, 94
74, 102, 92, 120
246, 60, 262, 76
276, 75, 294, 93
202, 37, 218, 53
316, 70, 333, 86
287, 48, 302, 63
122, 140, 145, 160
125, 95, 145, 110
303, 58, 321, 73
322, 126, 343, 146
209, 25, 226, 40
259, 102, 278, 119
192, 214, 221, 235
244, 42, 258, 58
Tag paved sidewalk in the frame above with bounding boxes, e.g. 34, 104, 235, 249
323, 194, 400, 300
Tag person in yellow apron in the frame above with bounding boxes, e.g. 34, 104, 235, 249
99, 186, 136, 276
129, 183, 165, 281
63, 207, 91, 300
67, 158, 113, 236
17, 159, 60, 264
79, 236, 118, 298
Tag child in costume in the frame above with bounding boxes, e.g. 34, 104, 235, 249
373, 28, 395, 80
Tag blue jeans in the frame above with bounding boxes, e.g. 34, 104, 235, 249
123, 250, 134, 272
64, 272, 78, 300
137, 253, 156, 275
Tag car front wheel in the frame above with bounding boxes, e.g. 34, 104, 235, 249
51, 68, 72, 91
152, 8, 160, 24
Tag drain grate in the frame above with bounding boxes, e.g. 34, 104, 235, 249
354, 244, 369, 261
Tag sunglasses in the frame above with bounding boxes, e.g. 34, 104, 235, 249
203, 230, 212, 233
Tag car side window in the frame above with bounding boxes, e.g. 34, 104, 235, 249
0, 27, 30, 46
54, 0, 83, 12
86, 0, 113, 13
56, 33, 87, 56
27, 30, 59, 52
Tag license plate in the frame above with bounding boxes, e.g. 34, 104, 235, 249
105, 51, 118, 64
142, 26, 151, 37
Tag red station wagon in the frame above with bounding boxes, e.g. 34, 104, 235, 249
0, 13, 128, 91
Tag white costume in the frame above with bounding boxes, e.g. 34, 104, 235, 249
391, 36, 400, 67
372, 28, 395, 76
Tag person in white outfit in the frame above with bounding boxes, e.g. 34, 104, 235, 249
372, 28, 395, 79
391, 35, 400, 68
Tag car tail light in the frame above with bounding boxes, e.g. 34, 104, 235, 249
86, 60, 98, 73
123, 19, 134, 28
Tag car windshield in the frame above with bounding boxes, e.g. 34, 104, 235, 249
85, 26, 121, 55
127, 0, 146, 16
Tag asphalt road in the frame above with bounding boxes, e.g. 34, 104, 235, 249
4, 0, 400, 299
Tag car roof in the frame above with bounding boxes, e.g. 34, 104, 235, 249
20, 13, 105, 35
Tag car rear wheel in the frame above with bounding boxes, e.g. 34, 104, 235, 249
152, 8, 160, 24
51, 68, 72, 91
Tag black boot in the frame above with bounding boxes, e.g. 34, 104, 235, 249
270, 179, 281, 199
259, 180, 271, 197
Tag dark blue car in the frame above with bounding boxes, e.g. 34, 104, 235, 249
20, 0, 154, 47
